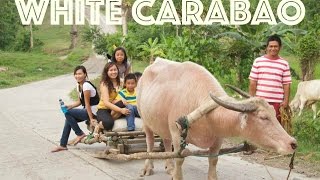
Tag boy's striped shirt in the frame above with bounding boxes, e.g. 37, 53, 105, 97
116, 88, 136, 105
249, 56, 291, 103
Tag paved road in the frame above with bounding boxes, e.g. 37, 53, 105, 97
0, 55, 317, 180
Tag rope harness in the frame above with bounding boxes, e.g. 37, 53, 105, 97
286, 151, 296, 180
280, 106, 293, 135
176, 116, 189, 155
279, 107, 295, 179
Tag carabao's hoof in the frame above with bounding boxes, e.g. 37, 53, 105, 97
208, 176, 217, 180
140, 167, 154, 176
165, 166, 174, 175
103, 146, 111, 154
140, 159, 154, 176
165, 160, 174, 175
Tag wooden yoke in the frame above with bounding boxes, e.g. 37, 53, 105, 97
177, 94, 232, 128
175, 94, 233, 152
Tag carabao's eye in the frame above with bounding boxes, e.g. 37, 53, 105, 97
259, 114, 269, 120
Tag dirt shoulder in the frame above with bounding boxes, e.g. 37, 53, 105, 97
223, 139, 320, 178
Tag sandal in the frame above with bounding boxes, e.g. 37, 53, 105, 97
72, 134, 86, 146
67, 138, 77, 146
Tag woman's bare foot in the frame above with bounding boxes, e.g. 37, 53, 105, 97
73, 134, 86, 146
51, 146, 68, 153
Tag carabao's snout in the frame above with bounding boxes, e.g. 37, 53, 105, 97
276, 137, 297, 154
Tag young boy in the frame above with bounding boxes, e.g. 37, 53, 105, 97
114, 73, 140, 131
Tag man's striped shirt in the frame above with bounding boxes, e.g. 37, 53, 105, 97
249, 56, 291, 103
116, 88, 137, 105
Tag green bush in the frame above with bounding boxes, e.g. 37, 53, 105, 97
12, 27, 44, 51
293, 116, 320, 150
296, 33, 320, 80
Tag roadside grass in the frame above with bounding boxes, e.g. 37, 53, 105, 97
279, 53, 320, 161
293, 111, 320, 161
0, 11, 92, 89
0, 51, 88, 88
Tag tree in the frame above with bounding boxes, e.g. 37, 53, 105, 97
0, 0, 21, 50
121, 0, 135, 37
225, 40, 253, 87
0, 0, 42, 51
297, 34, 320, 81
70, 0, 78, 49
138, 38, 165, 64
70, 23, 78, 49
30, 23, 33, 49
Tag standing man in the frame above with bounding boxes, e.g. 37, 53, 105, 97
249, 34, 292, 122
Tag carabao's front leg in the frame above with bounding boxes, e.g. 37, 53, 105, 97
171, 130, 185, 180
298, 99, 306, 116
311, 103, 317, 119
163, 138, 174, 175
208, 139, 222, 180
140, 125, 155, 176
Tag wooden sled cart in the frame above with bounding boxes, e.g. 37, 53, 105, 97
78, 117, 248, 161
79, 118, 165, 154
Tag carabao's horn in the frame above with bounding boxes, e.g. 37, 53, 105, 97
225, 84, 251, 98
210, 93, 257, 112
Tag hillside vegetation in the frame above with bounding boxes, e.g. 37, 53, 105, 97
0, 8, 92, 88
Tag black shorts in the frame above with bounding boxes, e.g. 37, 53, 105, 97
96, 101, 126, 130
96, 109, 113, 131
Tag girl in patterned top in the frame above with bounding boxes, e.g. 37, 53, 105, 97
110, 47, 131, 80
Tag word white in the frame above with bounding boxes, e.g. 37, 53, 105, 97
15, 0, 305, 26
15, 0, 122, 25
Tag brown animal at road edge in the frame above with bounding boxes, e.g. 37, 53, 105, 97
137, 58, 297, 180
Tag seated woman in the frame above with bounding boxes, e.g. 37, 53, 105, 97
51, 65, 99, 152
94, 62, 130, 135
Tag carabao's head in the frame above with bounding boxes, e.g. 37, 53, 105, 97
211, 95, 297, 154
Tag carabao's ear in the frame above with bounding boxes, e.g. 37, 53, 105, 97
239, 113, 248, 129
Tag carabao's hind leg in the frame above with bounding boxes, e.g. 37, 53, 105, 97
207, 139, 223, 180
171, 129, 185, 180
163, 138, 174, 175
140, 125, 155, 176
